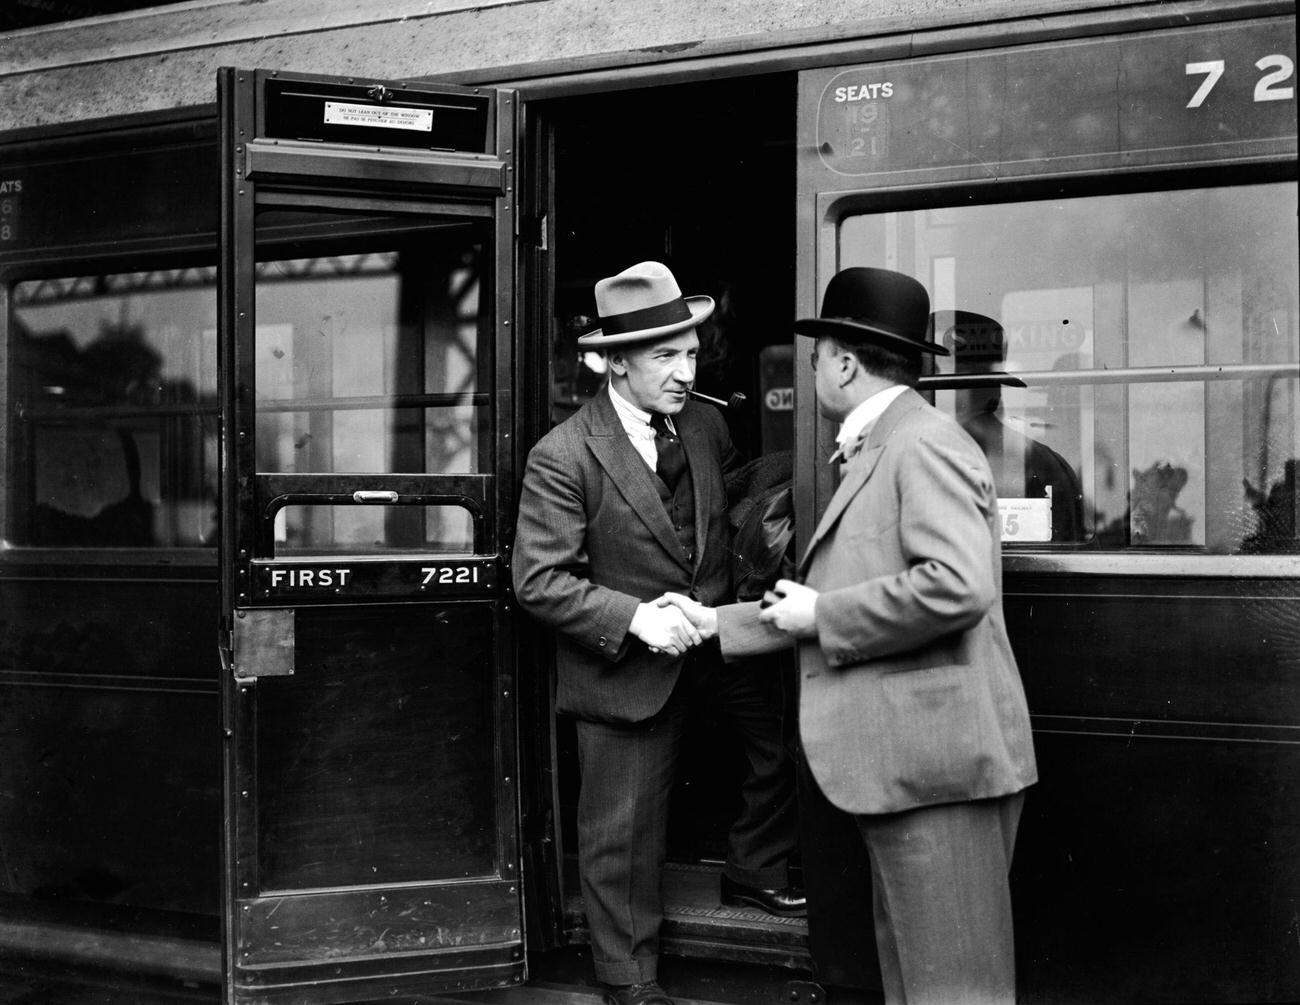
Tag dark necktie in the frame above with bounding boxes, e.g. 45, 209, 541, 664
649, 412, 688, 489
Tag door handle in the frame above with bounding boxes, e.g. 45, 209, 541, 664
352, 490, 399, 503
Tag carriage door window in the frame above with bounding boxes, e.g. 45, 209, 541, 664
253, 222, 489, 557
839, 182, 1299, 552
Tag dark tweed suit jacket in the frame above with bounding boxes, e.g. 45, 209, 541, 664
718, 389, 1037, 815
513, 389, 739, 723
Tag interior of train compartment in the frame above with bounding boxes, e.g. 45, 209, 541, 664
536, 70, 812, 983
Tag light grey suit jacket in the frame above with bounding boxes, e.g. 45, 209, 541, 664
718, 388, 1037, 815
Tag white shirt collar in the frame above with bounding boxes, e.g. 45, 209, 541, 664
608, 381, 676, 434
837, 384, 908, 448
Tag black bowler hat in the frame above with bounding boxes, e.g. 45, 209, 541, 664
934, 310, 1026, 387
794, 267, 949, 356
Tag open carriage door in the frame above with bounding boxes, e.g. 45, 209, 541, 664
216, 68, 524, 1004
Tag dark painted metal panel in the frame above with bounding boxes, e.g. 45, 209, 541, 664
252, 603, 498, 891
238, 882, 518, 968
799, 15, 1297, 195
1015, 731, 1300, 1004
1006, 580, 1300, 728
244, 142, 506, 194
0, 577, 216, 683
0, 576, 220, 921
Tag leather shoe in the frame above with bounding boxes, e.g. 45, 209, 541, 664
720, 874, 807, 917
601, 980, 675, 1005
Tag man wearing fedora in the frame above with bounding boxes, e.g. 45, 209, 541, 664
663, 268, 1037, 1005
512, 261, 803, 1005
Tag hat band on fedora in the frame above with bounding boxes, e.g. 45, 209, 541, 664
598, 297, 692, 337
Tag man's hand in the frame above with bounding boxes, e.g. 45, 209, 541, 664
656, 592, 718, 641
758, 579, 819, 638
629, 602, 703, 656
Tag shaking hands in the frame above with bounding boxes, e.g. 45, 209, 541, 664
633, 578, 820, 656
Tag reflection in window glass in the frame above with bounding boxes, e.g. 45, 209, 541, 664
840, 183, 1299, 553
9, 271, 219, 548
254, 223, 489, 555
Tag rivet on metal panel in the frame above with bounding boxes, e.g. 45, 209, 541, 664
509, 886, 516, 894
224, 729, 233, 739
241, 790, 249, 798
507, 862, 514, 870
238, 190, 245, 196
236, 610, 246, 618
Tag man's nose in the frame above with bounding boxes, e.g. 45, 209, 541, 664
672, 358, 696, 383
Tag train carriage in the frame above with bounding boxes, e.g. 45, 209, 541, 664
0, 1, 1296, 1003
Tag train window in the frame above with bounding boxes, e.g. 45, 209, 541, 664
8, 269, 219, 549
840, 181, 1299, 553
253, 221, 490, 555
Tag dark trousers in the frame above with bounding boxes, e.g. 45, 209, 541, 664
855, 792, 1024, 1005
574, 648, 798, 985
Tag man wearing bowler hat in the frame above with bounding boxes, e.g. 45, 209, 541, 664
663, 268, 1037, 1005
512, 262, 803, 1005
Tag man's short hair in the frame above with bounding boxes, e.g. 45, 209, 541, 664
843, 340, 922, 387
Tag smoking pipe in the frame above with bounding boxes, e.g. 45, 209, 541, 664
687, 388, 748, 410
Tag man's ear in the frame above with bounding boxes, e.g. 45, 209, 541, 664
607, 350, 627, 376
837, 345, 858, 387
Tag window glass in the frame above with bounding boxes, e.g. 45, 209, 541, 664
9, 270, 219, 548
840, 182, 1299, 553
253, 219, 490, 555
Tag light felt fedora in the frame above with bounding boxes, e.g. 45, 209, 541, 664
578, 261, 715, 348
794, 267, 949, 355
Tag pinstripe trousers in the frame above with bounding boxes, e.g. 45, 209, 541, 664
574, 646, 797, 985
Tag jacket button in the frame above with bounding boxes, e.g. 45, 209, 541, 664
597, 636, 607, 647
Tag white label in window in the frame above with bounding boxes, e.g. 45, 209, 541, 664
998, 498, 1052, 543
323, 101, 433, 132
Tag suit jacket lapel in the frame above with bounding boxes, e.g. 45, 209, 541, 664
797, 389, 924, 576
585, 392, 692, 572
798, 444, 884, 575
